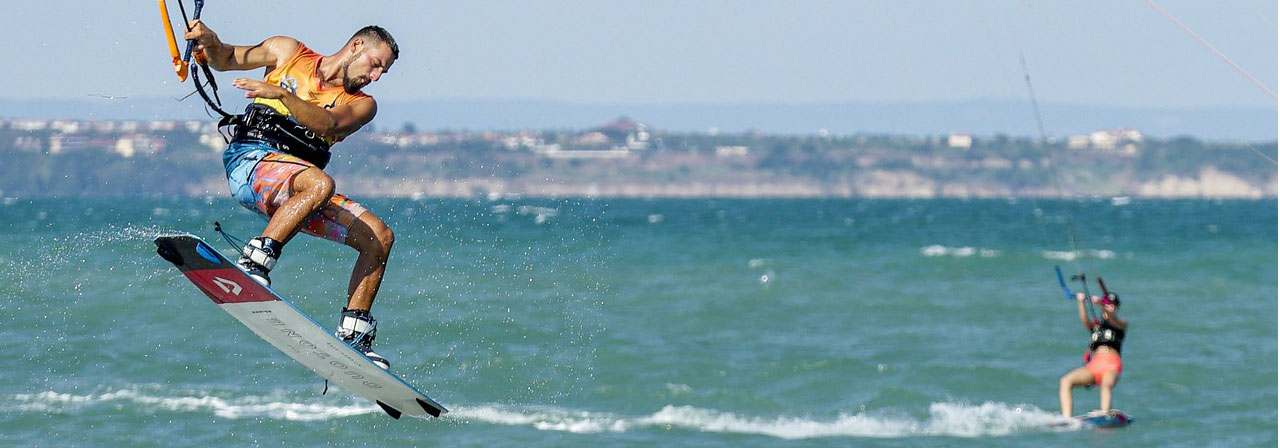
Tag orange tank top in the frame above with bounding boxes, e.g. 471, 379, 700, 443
254, 43, 371, 143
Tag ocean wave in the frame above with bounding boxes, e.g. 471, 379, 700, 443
7, 389, 1069, 437
453, 401, 1068, 439
920, 245, 1000, 258
5, 388, 379, 421
1041, 249, 1116, 261
516, 205, 559, 224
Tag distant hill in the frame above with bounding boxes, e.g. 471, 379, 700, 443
2, 97, 1274, 141
1, 119, 1273, 199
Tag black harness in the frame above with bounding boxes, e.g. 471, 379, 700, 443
223, 104, 332, 169
1089, 320, 1125, 355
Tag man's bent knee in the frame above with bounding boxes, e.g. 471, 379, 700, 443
350, 216, 395, 256
374, 222, 395, 250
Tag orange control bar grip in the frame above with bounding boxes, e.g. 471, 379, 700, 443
159, 0, 189, 82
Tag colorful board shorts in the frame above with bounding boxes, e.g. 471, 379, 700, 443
1085, 352, 1123, 384
224, 141, 368, 244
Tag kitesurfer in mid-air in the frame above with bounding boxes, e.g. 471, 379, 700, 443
183, 19, 399, 369
1057, 291, 1127, 417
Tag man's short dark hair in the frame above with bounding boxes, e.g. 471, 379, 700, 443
353, 25, 398, 60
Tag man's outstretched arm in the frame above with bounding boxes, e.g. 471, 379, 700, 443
183, 20, 297, 72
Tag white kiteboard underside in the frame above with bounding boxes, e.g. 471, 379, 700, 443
155, 233, 446, 419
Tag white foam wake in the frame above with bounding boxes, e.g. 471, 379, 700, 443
6, 389, 379, 421
453, 401, 1068, 439
6, 389, 1069, 437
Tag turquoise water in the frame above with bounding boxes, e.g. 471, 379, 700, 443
0, 197, 1274, 447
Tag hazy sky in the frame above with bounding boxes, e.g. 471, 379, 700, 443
4, 1, 1276, 109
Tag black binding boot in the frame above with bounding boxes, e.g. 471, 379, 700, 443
236, 237, 282, 286
335, 308, 391, 369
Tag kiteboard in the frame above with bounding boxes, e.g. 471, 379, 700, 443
1075, 409, 1132, 428
1050, 409, 1133, 429
154, 233, 446, 419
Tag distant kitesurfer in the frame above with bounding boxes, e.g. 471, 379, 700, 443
1057, 291, 1127, 418
183, 19, 399, 369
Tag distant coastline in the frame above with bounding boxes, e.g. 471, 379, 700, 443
0, 116, 1274, 199
320, 170, 1275, 200
3, 97, 1276, 141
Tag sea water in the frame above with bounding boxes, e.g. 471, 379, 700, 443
0, 197, 1274, 447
